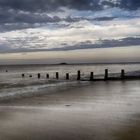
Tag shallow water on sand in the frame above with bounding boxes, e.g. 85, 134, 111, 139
0, 64, 140, 83
0, 80, 140, 140
0, 64, 140, 100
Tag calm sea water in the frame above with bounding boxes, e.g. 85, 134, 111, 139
0, 64, 139, 100
0, 63, 140, 80
0, 64, 140, 139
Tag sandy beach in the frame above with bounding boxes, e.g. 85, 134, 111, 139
0, 80, 140, 140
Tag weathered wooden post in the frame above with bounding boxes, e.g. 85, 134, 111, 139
46, 74, 49, 79
77, 70, 81, 80
66, 73, 69, 80
22, 74, 25, 78
56, 72, 59, 79
90, 72, 94, 81
121, 69, 125, 80
104, 69, 108, 80
37, 73, 41, 79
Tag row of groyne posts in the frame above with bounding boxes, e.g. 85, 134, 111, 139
21, 69, 139, 81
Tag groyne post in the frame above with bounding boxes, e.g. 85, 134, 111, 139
37, 73, 41, 79
104, 69, 108, 80
22, 74, 25, 78
121, 69, 125, 80
90, 72, 94, 81
77, 70, 81, 80
66, 73, 69, 80
46, 74, 49, 79
56, 72, 59, 79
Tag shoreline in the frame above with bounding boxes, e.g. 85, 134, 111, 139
0, 80, 140, 140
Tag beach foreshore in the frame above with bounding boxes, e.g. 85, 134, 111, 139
0, 80, 140, 140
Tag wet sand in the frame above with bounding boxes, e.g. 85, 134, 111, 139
0, 80, 140, 140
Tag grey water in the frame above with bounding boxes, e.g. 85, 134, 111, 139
0, 63, 140, 81
0, 64, 140, 140
0, 63, 139, 100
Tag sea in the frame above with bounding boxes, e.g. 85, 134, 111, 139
0, 63, 140, 100
0, 63, 140, 140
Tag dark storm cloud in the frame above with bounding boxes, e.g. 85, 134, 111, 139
0, 7, 61, 31
0, 8, 60, 24
0, 0, 98, 11
1, 37, 140, 53
0, 0, 139, 54
0, 0, 140, 12
0, 0, 139, 30
48, 37, 140, 51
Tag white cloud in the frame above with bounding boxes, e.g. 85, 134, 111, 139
49, 7, 140, 19
0, 7, 140, 52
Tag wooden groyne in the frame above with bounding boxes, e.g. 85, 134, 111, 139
21, 69, 140, 81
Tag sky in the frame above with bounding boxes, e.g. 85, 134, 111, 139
0, 0, 140, 64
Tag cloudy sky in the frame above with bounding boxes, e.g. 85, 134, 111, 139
0, 0, 140, 64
